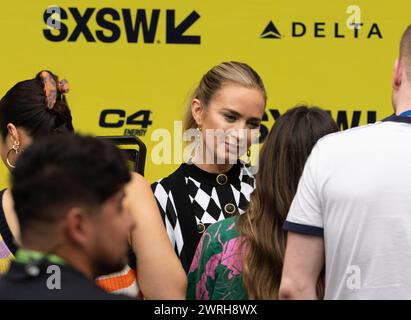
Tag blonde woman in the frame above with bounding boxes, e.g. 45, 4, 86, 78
152, 61, 266, 272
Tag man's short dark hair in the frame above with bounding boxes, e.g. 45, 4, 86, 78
11, 134, 131, 229
400, 24, 411, 80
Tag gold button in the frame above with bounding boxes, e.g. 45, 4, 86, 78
197, 223, 206, 234
216, 174, 228, 185
224, 203, 236, 215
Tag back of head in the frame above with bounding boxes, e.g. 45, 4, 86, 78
237, 105, 338, 299
11, 134, 131, 234
260, 106, 338, 203
400, 25, 411, 81
0, 70, 74, 141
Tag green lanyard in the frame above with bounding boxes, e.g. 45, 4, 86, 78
15, 249, 66, 265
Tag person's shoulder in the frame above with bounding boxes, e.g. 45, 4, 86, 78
0, 262, 134, 300
151, 164, 185, 191
151, 166, 187, 210
127, 172, 152, 195
56, 264, 135, 300
316, 122, 384, 148
130, 172, 148, 185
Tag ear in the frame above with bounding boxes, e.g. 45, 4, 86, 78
392, 58, 403, 90
191, 99, 204, 128
65, 207, 94, 248
6, 123, 19, 145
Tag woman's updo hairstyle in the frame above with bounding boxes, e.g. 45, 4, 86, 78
0, 70, 74, 140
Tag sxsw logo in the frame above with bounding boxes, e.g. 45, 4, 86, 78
43, 6, 200, 44
261, 20, 382, 39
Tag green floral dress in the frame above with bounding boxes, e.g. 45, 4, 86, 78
187, 217, 249, 300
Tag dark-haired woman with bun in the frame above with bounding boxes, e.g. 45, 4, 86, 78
0, 71, 187, 299
0, 70, 74, 273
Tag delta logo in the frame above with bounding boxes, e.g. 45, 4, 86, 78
260, 20, 382, 39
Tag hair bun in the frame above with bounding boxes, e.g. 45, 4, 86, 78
36, 70, 69, 110
58, 79, 69, 94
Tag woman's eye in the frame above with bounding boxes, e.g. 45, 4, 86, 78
248, 122, 260, 129
224, 114, 236, 122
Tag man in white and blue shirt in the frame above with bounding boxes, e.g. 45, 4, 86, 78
280, 24, 411, 300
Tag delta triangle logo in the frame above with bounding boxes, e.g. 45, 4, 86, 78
260, 21, 282, 39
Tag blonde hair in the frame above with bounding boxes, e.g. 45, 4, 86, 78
183, 61, 267, 131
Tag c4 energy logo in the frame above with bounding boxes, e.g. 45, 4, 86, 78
260, 21, 382, 39
43, 7, 201, 44
99, 109, 153, 137
260, 21, 282, 39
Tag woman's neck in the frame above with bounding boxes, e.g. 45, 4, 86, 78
191, 159, 233, 174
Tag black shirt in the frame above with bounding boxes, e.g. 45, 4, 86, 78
0, 189, 18, 255
0, 260, 133, 300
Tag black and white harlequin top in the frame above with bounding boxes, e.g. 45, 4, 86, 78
152, 160, 255, 272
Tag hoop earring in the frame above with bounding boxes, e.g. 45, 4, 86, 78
6, 141, 20, 169
247, 148, 251, 165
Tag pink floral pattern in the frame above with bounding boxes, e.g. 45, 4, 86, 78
187, 217, 249, 300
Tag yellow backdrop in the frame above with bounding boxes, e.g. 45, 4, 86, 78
0, 0, 407, 187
